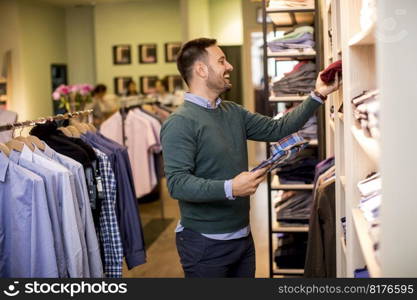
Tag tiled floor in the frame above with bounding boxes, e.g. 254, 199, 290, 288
122, 176, 269, 278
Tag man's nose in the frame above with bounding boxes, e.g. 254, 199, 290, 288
226, 61, 234, 72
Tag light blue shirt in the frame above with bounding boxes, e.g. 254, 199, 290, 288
35, 143, 104, 277
0, 151, 58, 277
31, 146, 85, 277
9, 148, 67, 278
175, 92, 251, 240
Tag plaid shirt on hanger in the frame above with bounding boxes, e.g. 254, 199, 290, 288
93, 148, 124, 278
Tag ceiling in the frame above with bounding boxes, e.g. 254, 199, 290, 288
38, 0, 158, 7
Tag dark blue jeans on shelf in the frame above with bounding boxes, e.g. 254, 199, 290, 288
176, 228, 256, 278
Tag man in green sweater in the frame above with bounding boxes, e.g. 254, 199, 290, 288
160, 38, 339, 278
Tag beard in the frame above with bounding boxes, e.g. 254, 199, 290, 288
206, 66, 232, 95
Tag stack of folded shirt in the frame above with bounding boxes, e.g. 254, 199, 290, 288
357, 172, 381, 258
274, 233, 308, 269
274, 105, 317, 141
298, 115, 317, 140
351, 90, 380, 139
268, 26, 315, 52
271, 61, 316, 96
275, 191, 313, 226
357, 172, 381, 222
268, 0, 315, 10
275, 154, 319, 184
251, 133, 308, 173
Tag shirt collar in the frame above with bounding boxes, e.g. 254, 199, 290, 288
42, 142, 55, 159
21, 144, 33, 162
184, 92, 222, 109
0, 151, 9, 182
9, 150, 20, 164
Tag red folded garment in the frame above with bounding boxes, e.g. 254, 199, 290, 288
320, 60, 342, 84
284, 61, 308, 76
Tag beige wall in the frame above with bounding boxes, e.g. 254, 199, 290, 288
0, 0, 67, 121
94, 0, 182, 94
18, 0, 67, 120
209, 0, 243, 46
66, 6, 96, 85
181, 0, 211, 41
0, 0, 25, 118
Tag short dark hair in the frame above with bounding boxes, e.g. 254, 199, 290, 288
93, 84, 107, 95
176, 38, 217, 85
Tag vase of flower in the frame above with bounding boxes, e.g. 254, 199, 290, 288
52, 84, 93, 113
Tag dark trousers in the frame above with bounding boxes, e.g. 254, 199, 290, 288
176, 228, 256, 278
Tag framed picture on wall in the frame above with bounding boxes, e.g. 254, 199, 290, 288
140, 76, 158, 94
164, 42, 182, 63
114, 76, 132, 95
139, 44, 157, 64
164, 75, 184, 93
113, 45, 131, 65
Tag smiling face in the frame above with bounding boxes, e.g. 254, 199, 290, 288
205, 45, 234, 95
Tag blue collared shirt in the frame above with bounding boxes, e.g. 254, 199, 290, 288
9, 148, 68, 278
31, 146, 85, 277
175, 92, 251, 240
0, 151, 58, 277
36, 143, 104, 277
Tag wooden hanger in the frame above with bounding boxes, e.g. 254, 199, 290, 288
58, 127, 73, 137
27, 135, 45, 151
14, 136, 35, 151
66, 125, 81, 138
6, 139, 24, 152
72, 122, 88, 134
0, 143, 10, 156
86, 123, 97, 132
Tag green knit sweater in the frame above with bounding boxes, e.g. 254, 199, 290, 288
160, 96, 321, 234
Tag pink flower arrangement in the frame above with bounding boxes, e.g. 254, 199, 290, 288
52, 83, 93, 112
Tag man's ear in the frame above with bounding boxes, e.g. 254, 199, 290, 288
194, 61, 208, 80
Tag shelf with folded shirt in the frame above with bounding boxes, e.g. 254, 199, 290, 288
271, 174, 314, 190
271, 191, 310, 233
267, 48, 317, 59
348, 23, 376, 47
274, 268, 304, 275
351, 208, 381, 277
272, 232, 306, 276
266, 0, 315, 16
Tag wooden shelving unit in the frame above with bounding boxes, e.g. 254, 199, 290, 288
321, 0, 417, 277
262, 0, 322, 278
271, 175, 314, 190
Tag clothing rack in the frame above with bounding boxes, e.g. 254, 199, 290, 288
119, 96, 159, 146
0, 109, 93, 133
118, 97, 165, 220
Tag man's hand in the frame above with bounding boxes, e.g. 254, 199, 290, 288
231, 167, 269, 197
315, 72, 340, 97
